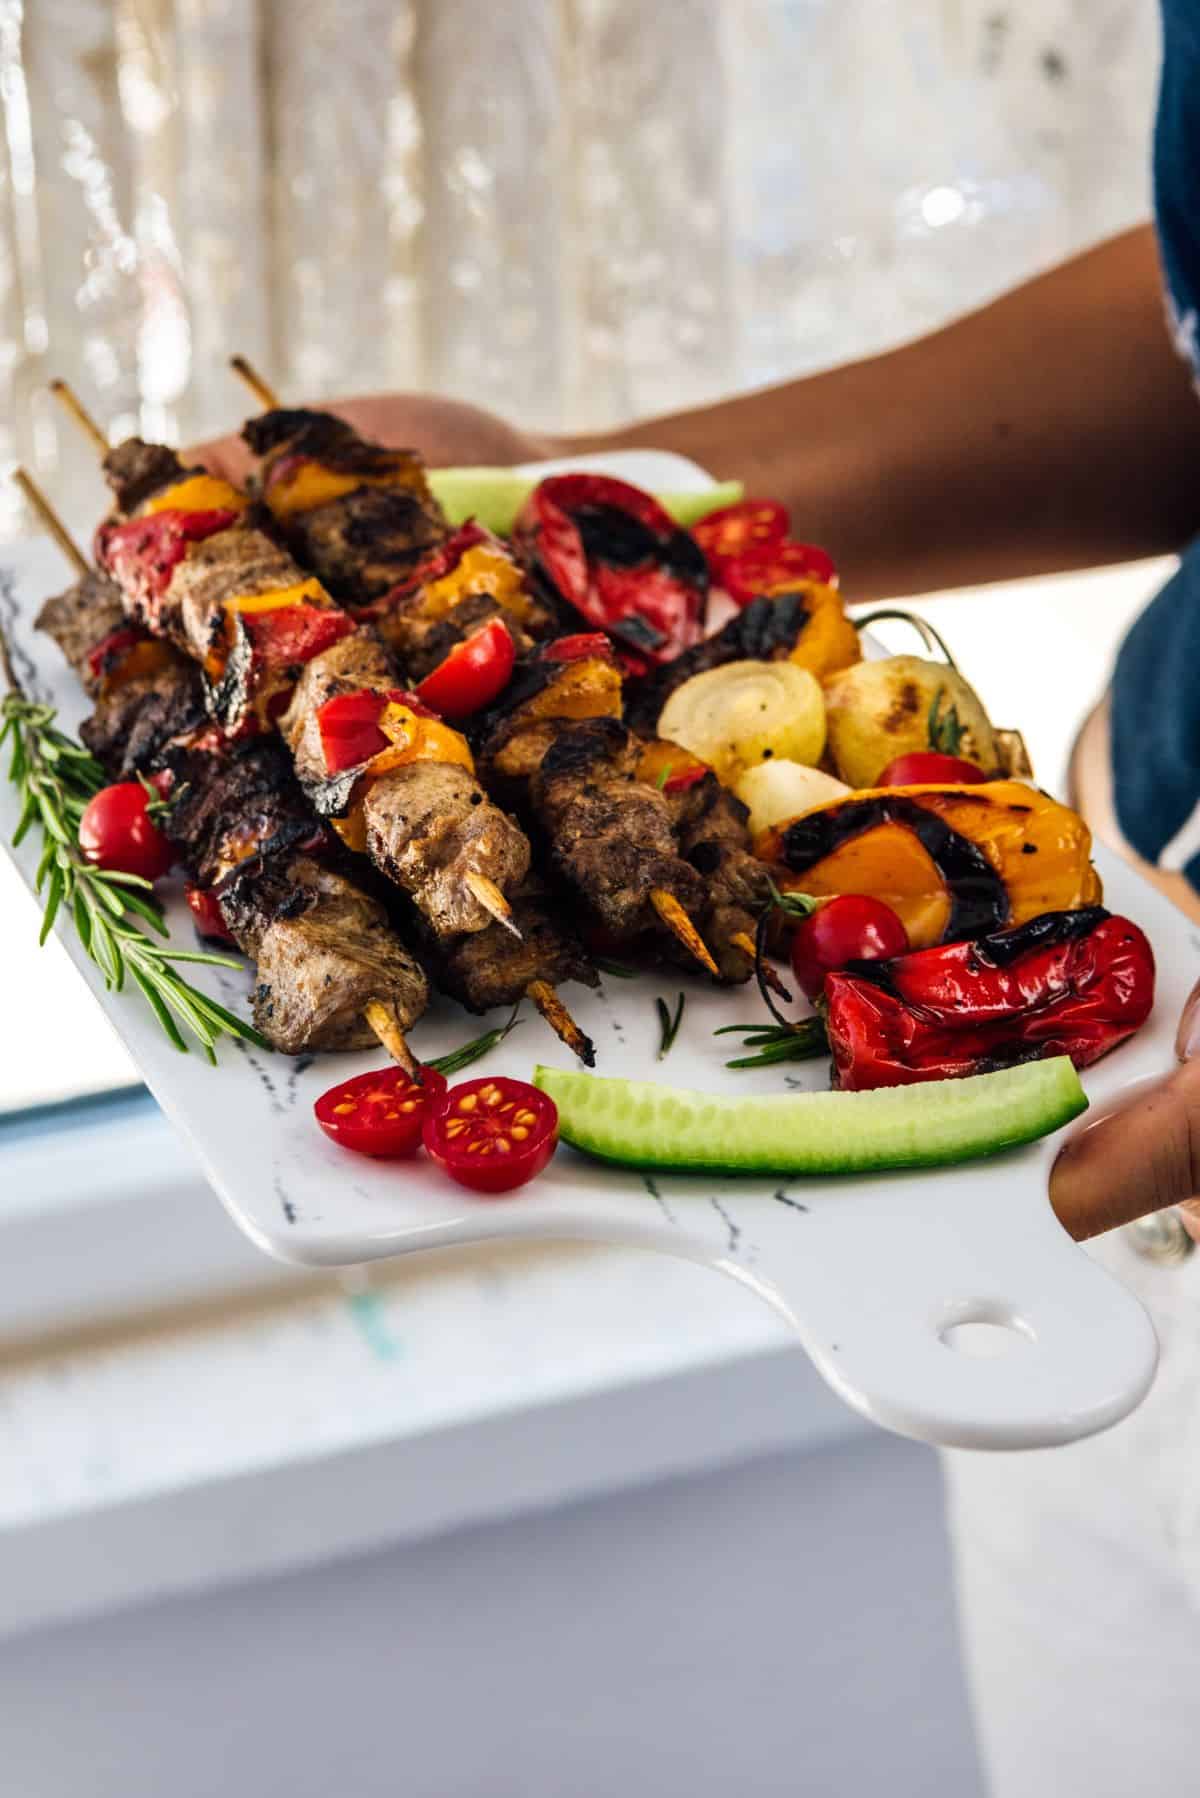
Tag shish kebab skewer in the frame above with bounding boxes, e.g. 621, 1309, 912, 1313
227, 358, 721, 979
44, 392, 597, 1065
49, 378, 524, 944
17, 469, 428, 1066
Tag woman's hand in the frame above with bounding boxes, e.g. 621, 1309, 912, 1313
192, 391, 555, 485
1050, 987, 1200, 1242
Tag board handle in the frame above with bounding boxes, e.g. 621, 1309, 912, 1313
725, 1150, 1159, 1451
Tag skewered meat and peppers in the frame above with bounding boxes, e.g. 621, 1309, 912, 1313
87, 435, 532, 941
35, 565, 430, 1057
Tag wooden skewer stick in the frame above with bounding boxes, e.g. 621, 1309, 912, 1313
48, 378, 109, 454
229, 354, 281, 411
464, 870, 522, 938
729, 929, 791, 999
526, 978, 595, 1068
12, 467, 90, 575
18, 448, 420, 1073
650, 888, 719, 977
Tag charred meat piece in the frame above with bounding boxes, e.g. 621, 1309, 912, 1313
161, 737, 323, 890
665, 774, 773, 982
101, 440, 197, 514
625, 592, 815, 736
378, 588, 536, 683
35, 571, 127, 693
243, 409, 446, 603
237, 856, 429, 1055
532, 717, 705, 939
429, 875, 598, 1014
81, 661, 207, 778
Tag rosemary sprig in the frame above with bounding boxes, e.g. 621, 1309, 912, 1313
714, 1018, 827, 1070
1, 690, 266, 1061
595, 957, 637, 979
427, 1002, 522, 1076
655, 991, 686, 1060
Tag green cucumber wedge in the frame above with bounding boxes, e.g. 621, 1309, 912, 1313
428, 469, 745, 536
533, 1058, 1087, 1177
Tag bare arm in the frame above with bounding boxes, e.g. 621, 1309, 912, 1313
566, 226, 1200, 599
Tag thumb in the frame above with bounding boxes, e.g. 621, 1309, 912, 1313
1049, 1058, 1200, 1242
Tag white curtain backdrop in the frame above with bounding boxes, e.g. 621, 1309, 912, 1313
0, 0, 1160, 535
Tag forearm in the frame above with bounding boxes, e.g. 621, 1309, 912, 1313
563, 227, 1200, 599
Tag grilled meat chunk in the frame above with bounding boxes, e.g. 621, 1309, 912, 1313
281, 628, 397, 792
379, 589, 535, 683
242, 856, 429, 1054
432, 876, 598, 1014
35, 571, 126, 694
625, 592, 815, 736
362, 761, 530, 938
532, 717, 704, 938
162, 737, 323, 890
166, 526, 300, 664
81, 661, 207, 778
101, 439, 195, 514
243, 409, 446, 603
666, 774, 773, 982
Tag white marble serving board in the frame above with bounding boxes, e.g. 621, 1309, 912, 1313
1, 451, 1190, 1450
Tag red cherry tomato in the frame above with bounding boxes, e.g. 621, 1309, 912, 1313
78, 782, 175, 881
720, 540, 838, 606
185, 883, 236, 945
790, 896, 910, 1003
692, 499, 789, 568
314, 1065, 449, 1160
422, 1076, 558, 1194
876, 752, 987, 787
415, 616, 516, 718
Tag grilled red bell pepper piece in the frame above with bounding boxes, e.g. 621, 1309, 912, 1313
239, 601, 355, 673
541, 631, 616, 664
96, 508, 239, 632
825, 908, 1155, 1091
316, 686, 437, 774
513, 473, 708, 674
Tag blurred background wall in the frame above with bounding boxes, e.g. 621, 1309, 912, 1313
0, 0, 1160, 533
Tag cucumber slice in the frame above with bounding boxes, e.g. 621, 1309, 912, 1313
533, 1058, 1087, 1176
428, 469, 745, 536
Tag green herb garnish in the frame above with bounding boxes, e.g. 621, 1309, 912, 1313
714, 1018, 827, 1070
655, 991, 686, 1060
596, 957, 637, 979
1, 688, 265, 1061
427, 1002, 522, 1075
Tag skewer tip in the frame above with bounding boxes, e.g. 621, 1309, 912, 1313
229, 354, 281, 411
526, 978, 596, 1067
730, 929, 791, 999
364, 999, 418, 1076
47, 379, 109, 453
465, 871, 522, 939
650, 888, 720, 978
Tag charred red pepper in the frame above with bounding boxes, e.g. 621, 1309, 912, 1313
316, 686, 438, 774
541, 631, 616, 664
362, 522, 491, 617
95, 509, 239, 633
825, 908, 1155, 1091
513, 474, 708, 674
239, 601, 355, 673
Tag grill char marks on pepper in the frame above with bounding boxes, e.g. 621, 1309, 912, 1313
242, 408, 446, 603
625, 592, 813, 736
781, 793, 1011, 941
532, 718, 705, 939
665, 773, 774, 981
36, 566, 431, 1056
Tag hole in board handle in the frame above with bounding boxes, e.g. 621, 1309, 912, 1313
938, 1300, 1036, 1359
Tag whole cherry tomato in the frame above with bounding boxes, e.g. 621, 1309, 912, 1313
314, 1065, 449, 1160
185, 883, 236, 945
415, 616, 516, 718
876, 752, 987, 787
790, 896, 910, 1003
422, 1075, 558, 1194
78, 782, 175, 881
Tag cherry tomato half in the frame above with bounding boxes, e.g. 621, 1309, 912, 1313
78, 782, 175, 881
790, 896, 910, 1003
314, 1065, 449, 1160
720, 540, 838, 606
692, 499, 789, 568
422, 1076, 558, 1195
876, 752, 987, 787
185, 883, 237, 945
416, 617, 516, 719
